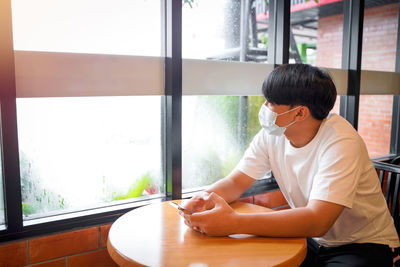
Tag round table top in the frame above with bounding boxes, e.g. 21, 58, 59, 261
107, 200, 306, 267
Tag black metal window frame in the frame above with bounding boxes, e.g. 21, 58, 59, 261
0, 0, 399, 243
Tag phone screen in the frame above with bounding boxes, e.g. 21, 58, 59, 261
169, 201, 193, 215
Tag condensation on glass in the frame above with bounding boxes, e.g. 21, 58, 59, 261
183, 0, 269, 62
11, 0, 164, 219
182, 0, 270, 189
17, 97, 163, 219
358, 0, 398, 157
182, 96, 265, 189
11, 0, 161, 56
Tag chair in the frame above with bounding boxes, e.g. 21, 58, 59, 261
391, 156, 400, 165
373, 161, 400, 234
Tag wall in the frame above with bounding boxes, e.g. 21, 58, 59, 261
0, 224, 115, 267
316, 2, 399, 157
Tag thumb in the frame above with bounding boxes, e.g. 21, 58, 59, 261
206, 192, 225, 206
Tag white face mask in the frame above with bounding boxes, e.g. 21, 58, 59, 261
258, 103, 301, 136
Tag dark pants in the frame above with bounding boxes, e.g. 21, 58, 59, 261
300, 238, 393, 267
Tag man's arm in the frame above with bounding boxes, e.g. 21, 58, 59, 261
182, 170, 257, 214
204, 169, 257, 204
187, 193, 344, 237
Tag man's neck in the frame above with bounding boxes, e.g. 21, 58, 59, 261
286, 118, 323, 148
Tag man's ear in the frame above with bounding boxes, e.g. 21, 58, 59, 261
294, 106, 310, 121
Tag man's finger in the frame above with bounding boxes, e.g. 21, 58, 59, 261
207, 192, 225, 206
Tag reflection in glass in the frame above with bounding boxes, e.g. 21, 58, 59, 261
182, 96, 265, 189
11, 0, 161, 56
17, 96, 163, 219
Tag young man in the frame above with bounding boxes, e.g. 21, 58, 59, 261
181, 64, 399, 266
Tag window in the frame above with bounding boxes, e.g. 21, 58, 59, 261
183, 0, 269, 62
17, 97, 163, 220
182, 0, 271, 190
182, 95, 265, 189
11, 0, 164, 222
358, 0, 399, 157
290, 0, 344, 67
289, 0, 344, 116
11, 0, 161, 56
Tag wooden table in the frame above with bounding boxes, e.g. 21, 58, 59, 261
107, 200, 306, 267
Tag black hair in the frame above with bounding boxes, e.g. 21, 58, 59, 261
262, 64, 337, 120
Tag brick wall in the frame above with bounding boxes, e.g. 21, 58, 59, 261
358, 95, 394, 157
315, 13, 343, 69
361, 3, 398, 72
316, 3, 399, 157
0, 224, 116, 267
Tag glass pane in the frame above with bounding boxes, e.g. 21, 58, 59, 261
17, 96, 163, 219
11, 0, 161, 56
358, 95, 392, 157
183, 0, 269, 62
358, 1, 398, 157
290, 0, 344, 68
361, 1, 398, 72
182, 96, 265, 189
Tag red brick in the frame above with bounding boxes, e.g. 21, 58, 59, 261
100, 224, 112, 248
68, 249, 117, 267
0, 241, 27, 267
29, 227, 99, 263
28, 258, 66, 267
358, 94, 393, 157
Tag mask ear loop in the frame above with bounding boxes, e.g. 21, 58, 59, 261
281, 106, 303, 128
276, 105, 302, 117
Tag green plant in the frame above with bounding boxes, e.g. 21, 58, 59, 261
111, 172, 153, 201
260, 34, 268, 47
19, 151, 67, 216
183, 0, 195, 8
22, 202, 37, 216
221, 153, 241, 178
200, 96, 239, 140
247, 96, 265, 145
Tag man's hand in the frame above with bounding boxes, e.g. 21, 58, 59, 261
182, 192, 239, 236
181, 191, 214, 214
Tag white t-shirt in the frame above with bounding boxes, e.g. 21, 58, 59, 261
236, 113, 400, 248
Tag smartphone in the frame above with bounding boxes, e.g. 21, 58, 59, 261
169, 201, 193, 215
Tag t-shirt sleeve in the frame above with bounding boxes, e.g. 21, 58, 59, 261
309, 136, 363, 208
235, 130, 272, 180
